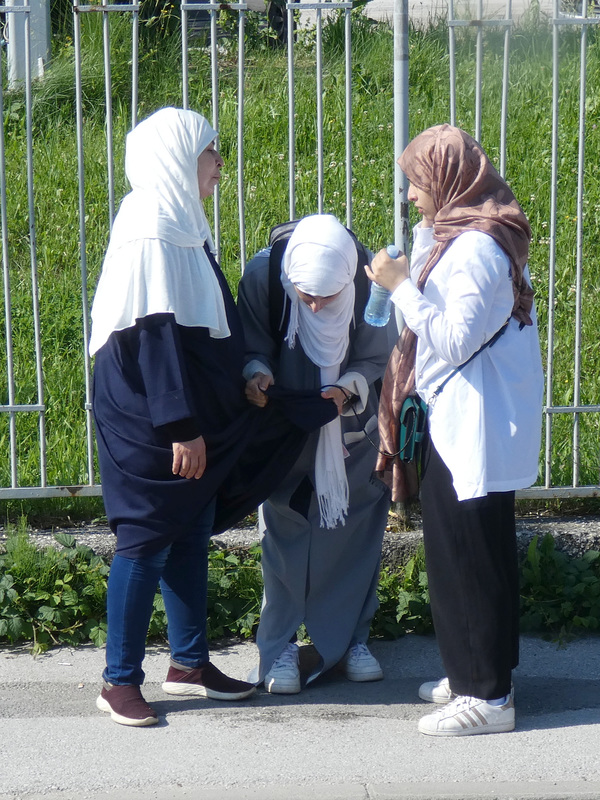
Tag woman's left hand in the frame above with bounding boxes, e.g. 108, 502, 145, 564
366, 248, 410, 292
321, 386, 346, 415
172, 435, 206, 479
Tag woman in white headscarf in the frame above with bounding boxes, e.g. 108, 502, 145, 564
90, 107, 256, 727
238, 214, 393, 694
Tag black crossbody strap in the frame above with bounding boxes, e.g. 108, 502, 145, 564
429, 320, 510, 405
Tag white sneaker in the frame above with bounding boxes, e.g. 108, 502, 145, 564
264, 643, 301, 694
342, 642, 384, 682
418, 676, 456, 704
418, 694, 515, 737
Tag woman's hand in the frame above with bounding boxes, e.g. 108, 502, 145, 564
321, 386, 346, 416
172, 435, 206, 479
245, 372, 273, 408
366, 248, 410, 293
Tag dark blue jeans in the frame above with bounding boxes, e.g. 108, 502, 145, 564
103, 502, 214, 685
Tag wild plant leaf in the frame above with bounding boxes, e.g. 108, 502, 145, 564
54, 533, 76, 548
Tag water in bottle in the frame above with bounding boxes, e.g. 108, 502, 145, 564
364, 245, 400, 327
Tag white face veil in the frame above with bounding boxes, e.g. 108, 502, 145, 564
280, 214, 358, 530
89, 107, 230, 356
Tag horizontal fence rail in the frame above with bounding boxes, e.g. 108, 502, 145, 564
0, 0, 599, 502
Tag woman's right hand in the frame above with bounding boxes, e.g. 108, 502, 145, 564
366, 248, 410, 293
172, 435, 206, 479
245, 372, 273, 408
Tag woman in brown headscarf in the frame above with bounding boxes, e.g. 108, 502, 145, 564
367, 125, 543, 737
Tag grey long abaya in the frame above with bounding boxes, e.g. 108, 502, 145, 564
238, 247, 393, 683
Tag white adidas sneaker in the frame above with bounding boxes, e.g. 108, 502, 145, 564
418, 693, 515, 737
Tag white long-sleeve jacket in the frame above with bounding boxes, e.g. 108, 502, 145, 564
391, 224, 544, 501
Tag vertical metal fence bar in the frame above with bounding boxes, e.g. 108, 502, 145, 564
102, 0, 116, 225
131, 0, 139, 128
394, 0, 409, 253
210, 4, 221, 256
499, 0, 512, 178
572, 8, 589, 485
23, 0, 47, 486
237, 7, 246, 269
287, 1, 296, 219
448, 0, 456, 127
344, 4, 352, 229
181, 1, 190, 109
315, 5, 324, 214
79, 237, 95, 488
544, 0, 561, 488
73, 0, 96, 485
0, 39, 18, 486
78, 72, 94, 489
474, 0, 483, 142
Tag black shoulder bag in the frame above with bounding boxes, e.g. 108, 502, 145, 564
398, 321, 510, 464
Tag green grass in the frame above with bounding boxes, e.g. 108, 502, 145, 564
1, 8, 600, 520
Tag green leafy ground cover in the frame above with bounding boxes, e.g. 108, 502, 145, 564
0, 520, 598, 653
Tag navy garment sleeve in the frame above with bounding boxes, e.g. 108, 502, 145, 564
136, 313, 203, 442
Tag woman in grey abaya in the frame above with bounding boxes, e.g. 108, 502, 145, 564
238, 214, 392, 694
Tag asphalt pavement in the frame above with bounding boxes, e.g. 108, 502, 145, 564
1, 632, 599, 800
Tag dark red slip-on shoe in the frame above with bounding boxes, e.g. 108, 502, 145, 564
162, 661, 255, 700
96, 682, 158, 727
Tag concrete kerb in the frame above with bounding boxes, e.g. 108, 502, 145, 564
294, 0, 557, 31
7, 782, 600, 800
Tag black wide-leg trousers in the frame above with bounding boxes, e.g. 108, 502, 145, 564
419, 433, 519, 700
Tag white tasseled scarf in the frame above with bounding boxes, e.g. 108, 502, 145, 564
281, 214, 357, 529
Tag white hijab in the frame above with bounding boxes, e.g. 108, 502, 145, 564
89, 107, 230, 356
281, 214, 357, 529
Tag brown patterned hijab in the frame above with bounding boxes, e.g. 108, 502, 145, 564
377, 124, 533, 502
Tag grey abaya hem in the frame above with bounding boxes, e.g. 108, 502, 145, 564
255, 433, 390, 684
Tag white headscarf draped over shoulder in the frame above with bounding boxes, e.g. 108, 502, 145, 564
280, 214, 357, 530
89, 107, 230, 356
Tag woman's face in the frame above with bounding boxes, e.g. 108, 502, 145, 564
407, 181, 436, 226
294, 287, 342, 314
197, 142, 224, 199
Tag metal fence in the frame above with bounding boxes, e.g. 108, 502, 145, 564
0, 0, 599, 501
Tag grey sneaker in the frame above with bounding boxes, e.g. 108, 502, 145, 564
418, 676, 456, 704
264, 643, 301, 694
342, 642, 383, 682
418, 694, 515, 737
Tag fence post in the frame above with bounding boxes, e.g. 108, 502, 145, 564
7, 0, 51, 88
393, 0, 410, 254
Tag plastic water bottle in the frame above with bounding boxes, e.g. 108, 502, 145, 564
364, 245, 400, 327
